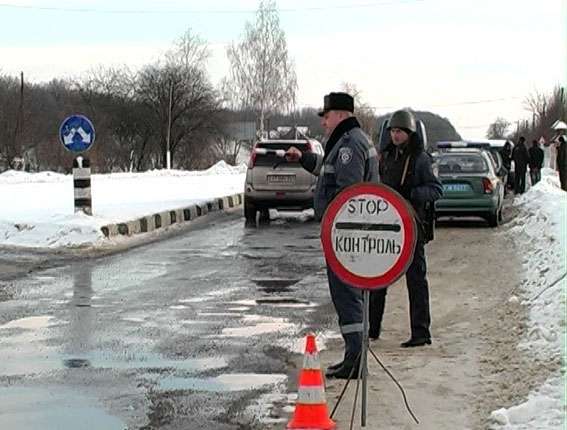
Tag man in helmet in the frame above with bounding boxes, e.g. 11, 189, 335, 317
369, 109, 442, 347
285, 92, 379, 378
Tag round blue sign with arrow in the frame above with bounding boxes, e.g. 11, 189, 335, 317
59, 114, 96, 153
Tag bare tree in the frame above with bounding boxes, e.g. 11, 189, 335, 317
341, 82, 377, 136
226, 0, 297, 136
137, 29, 220, 169
486, 117, 511, 139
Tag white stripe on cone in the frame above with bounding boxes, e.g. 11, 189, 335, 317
297, 386, 327, 404
302, 353, 321, 370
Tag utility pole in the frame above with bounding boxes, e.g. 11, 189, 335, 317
561, 87, 565, 120
11, 71, 24, 169
166, 80, 173, 170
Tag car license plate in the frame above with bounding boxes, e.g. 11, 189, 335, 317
443, 183, 470, 192
267, 174, 295, 185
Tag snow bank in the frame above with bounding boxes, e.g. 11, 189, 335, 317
490, 168, 566, 429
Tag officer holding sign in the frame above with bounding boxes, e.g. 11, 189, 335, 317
370, 110, 442, 347
285, 92, 379, 378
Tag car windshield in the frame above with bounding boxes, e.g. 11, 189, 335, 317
437, 154, 489, 174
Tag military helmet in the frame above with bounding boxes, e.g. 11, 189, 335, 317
387, 110, 416, 134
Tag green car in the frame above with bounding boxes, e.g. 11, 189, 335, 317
433, 148, 505, 227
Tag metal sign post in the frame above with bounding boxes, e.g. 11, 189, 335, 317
59, 114, 96, 215
320, 182, 418, 428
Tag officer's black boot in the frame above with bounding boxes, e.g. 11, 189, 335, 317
327, 356, 361, 379
400, 337, 431, 347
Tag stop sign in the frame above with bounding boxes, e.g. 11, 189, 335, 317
321, 183, 417, 290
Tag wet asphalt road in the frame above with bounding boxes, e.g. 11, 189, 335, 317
0, 212, 337, 429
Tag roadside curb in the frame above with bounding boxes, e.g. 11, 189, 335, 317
100, 193, 243, 238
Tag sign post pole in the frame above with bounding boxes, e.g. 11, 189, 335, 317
361, 289, 369, 426
59, 114, 96, 215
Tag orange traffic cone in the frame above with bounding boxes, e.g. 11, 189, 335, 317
287, 333, 336, 430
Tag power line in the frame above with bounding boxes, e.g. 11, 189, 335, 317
296, 96, 522, 111
0, 0, 425, 15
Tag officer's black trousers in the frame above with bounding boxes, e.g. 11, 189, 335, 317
514, 168, 527, 194
369, 240, 431, 340
326, 266, 363, 363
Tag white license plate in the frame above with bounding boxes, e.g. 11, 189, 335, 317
267, 174, 295, 184
444, 183, 470, 192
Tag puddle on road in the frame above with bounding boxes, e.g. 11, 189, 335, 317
177, 286, 242, 304
0, 314, 230, 376
0, 386, 125, 430
158, 373, 287, 392
231, 298, 315, 308
198, 312, 242, 317
0, 332, 228, 376
227, 306, 250, 311
0, 315, 55, 330
221, 318, 296, 337
252, 279, 301, 294
255, 297, 313, 307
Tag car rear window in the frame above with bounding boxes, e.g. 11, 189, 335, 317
254, 141, 311, 167
437, 154, 489, 174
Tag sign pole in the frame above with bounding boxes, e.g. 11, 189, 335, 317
361, 289, 369, 427
59, 114, 96, 215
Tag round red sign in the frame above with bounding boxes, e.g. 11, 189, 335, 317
320, 183, 417, 290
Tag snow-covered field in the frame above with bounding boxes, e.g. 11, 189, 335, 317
0, 161, 246, 248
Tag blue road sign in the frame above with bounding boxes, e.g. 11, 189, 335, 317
59, 114, 96, 153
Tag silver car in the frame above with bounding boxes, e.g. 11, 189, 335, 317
244, 138, 323, 223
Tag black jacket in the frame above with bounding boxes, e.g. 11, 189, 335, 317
512, 143, 530, 170
379, 133, 443, 237
300, 117, 379, 220
500, 145, 513, 170
528, 145, 544, 169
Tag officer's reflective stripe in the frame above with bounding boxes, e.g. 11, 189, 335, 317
313, 154, 324, 176
297, 386, 326, 404
302, 353, 321, 370
74, 187, 91, 199
72, 168, 91, 180
323, 164, 335, 174
341, 323, 363, 334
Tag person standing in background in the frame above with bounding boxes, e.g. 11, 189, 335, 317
500, 140, 513, 191
512, 136, 529, 194
528, 139, 544, 185
556, 136, 567, 191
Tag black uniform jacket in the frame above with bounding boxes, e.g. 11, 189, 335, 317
379, 133, 443, 238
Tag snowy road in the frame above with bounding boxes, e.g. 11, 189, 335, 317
0, 213, 332, 429
0, 203, 564, 429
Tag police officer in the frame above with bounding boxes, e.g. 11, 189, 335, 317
369, 110, 442, 347
285, 92, 379, 378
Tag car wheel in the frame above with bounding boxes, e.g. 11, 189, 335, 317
258, 209, 270, 224
244, 198, 257, 224
487, 210, 499, 227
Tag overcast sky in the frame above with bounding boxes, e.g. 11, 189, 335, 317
1, 0, 565, 139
